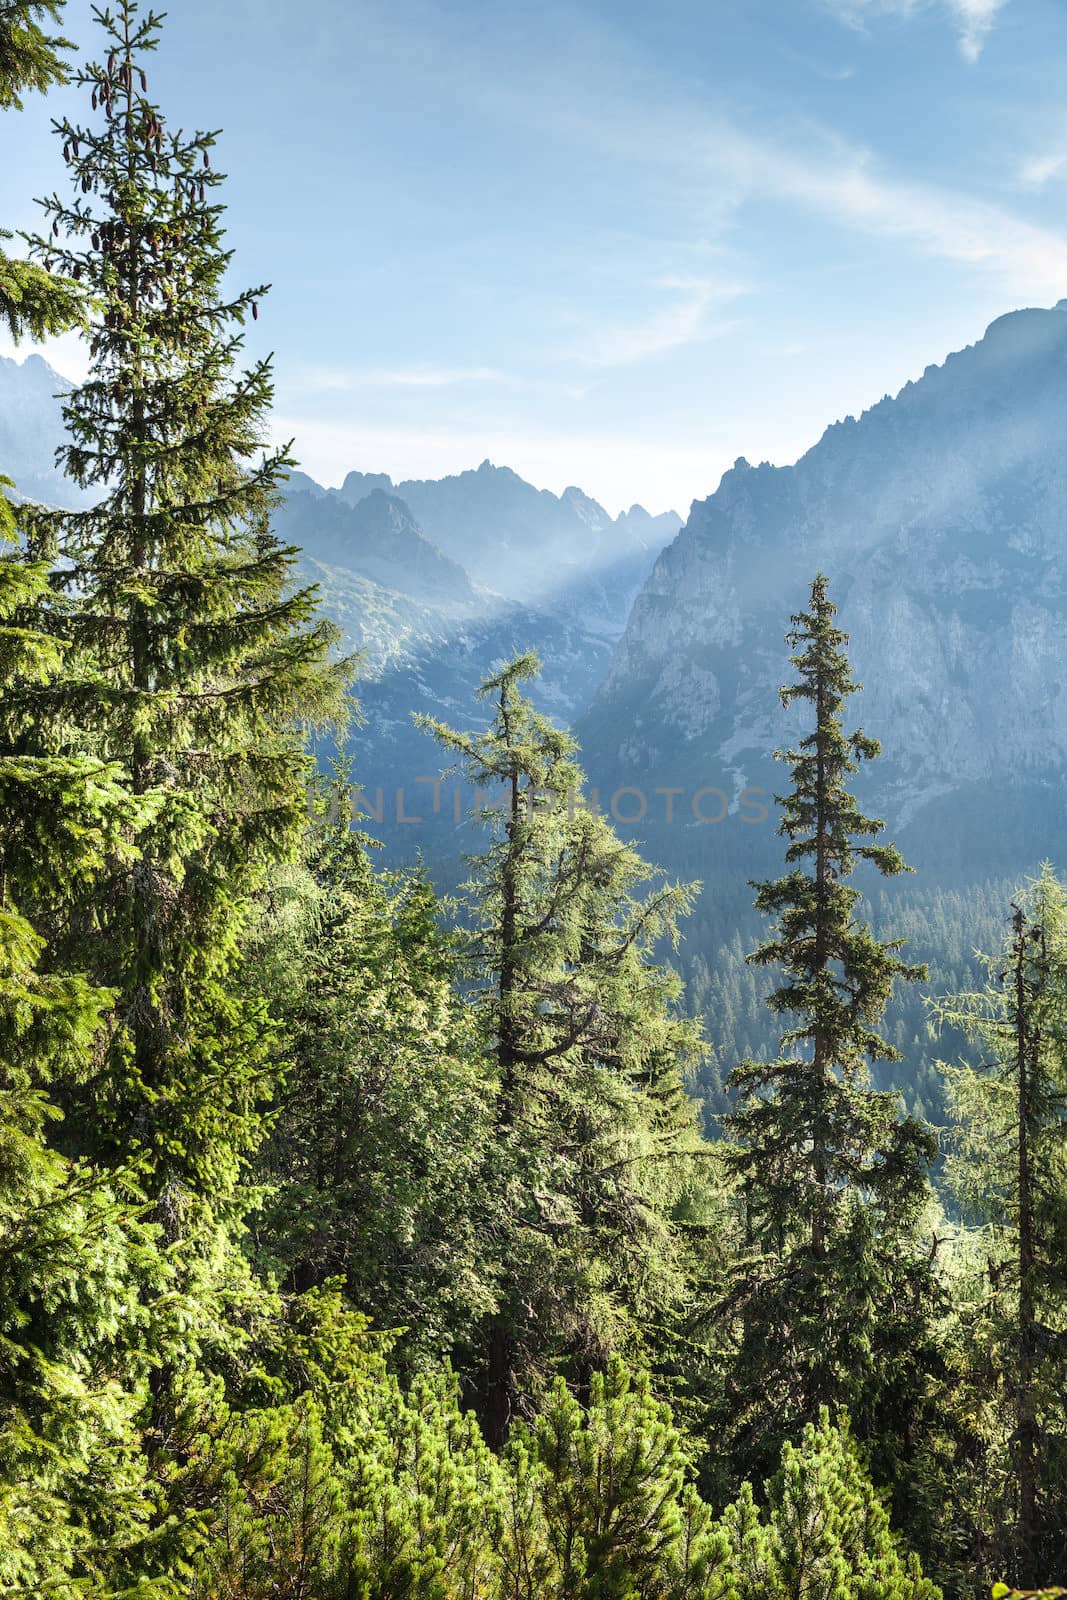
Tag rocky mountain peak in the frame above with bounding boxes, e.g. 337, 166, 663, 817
339, 469, 393, 505
581, 301, 1067, 858
277, 482, 477, 608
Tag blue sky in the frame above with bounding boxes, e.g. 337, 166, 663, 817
5, 0, 1067, 513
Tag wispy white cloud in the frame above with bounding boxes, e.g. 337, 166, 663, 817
1020, 149, 1067, 189
612, 78, 1066, 301
822, 0, 918, 31
528, 88, 1067, 303
948, 0, 1009, 62
755, 142, 1067, 300
304, 0, 1061, 343
406, 0, 1061, 302
822, 0, 1009, 61
573, 275, 746, 368
361, 366, 505, 388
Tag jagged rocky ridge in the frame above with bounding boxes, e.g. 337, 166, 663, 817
0, 356, 680, 807
11, 303, 1067, 878
276, 480, 624, 790
334, 461, 680, 630
273, 472, 679, 792
581, 301, 1067, 871
279, 485, 478, 608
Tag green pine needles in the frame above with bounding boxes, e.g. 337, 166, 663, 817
0, 6, 1061, 1595
8, 0, 348, 1204
0, 1, 69, 108
0, 3, 83, 368
723, 574, 940, 1494
420, 652, 708, 1446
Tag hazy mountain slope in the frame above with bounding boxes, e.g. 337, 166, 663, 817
275, 464, 680, 810
297, 551, 613, 802
275, 481, 615, 803
0, 354, 85, 506
337, 459, 681, 631
581, 302, 1067, 848
277, 485, 478, 607
571, 303, 1067, 1122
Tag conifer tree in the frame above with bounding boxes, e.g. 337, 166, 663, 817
0, 15, 172, 1581
421, 654, 706, 1447
0, 1, 84, 344
189, 1308, 507, 1600
724, 575, 939, 1497
936, 868, 1067, 1589
0, 235, 170, 1587
8, 0, 347, 1206
0, 1058, 164, 1596
253, 771, 492, 1370
1, 0, 82, 656
0, 726, 161, 1594
0, 0, 99, 998
723, 1410, 941, 1600
504, 1359, 735, 1600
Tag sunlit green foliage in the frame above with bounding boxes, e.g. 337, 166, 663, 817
420, 652, 710, 1444
721, 575, 942, 1514
0, 7, 1062, 1600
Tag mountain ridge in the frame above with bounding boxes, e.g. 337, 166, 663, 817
580, 300, 1067, 857
0, 353, 85, 507
0, 353, 679, 636
330, 458, 681, 619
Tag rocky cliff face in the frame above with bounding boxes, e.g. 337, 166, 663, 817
582, 302, 1067, 845
277, 486, 478, 608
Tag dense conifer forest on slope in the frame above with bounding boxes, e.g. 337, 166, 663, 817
2, 5, 1067, 1598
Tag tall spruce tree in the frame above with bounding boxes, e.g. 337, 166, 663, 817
420, 653, 707, 1448
723, 575, 939, 1502
935, 868, 1067, 1589
0, 1, 83, 344
0, 16, 176, 1583
7, 0, 346, 1208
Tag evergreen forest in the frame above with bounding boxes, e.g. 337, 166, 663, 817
1, 6, 1065, 1598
